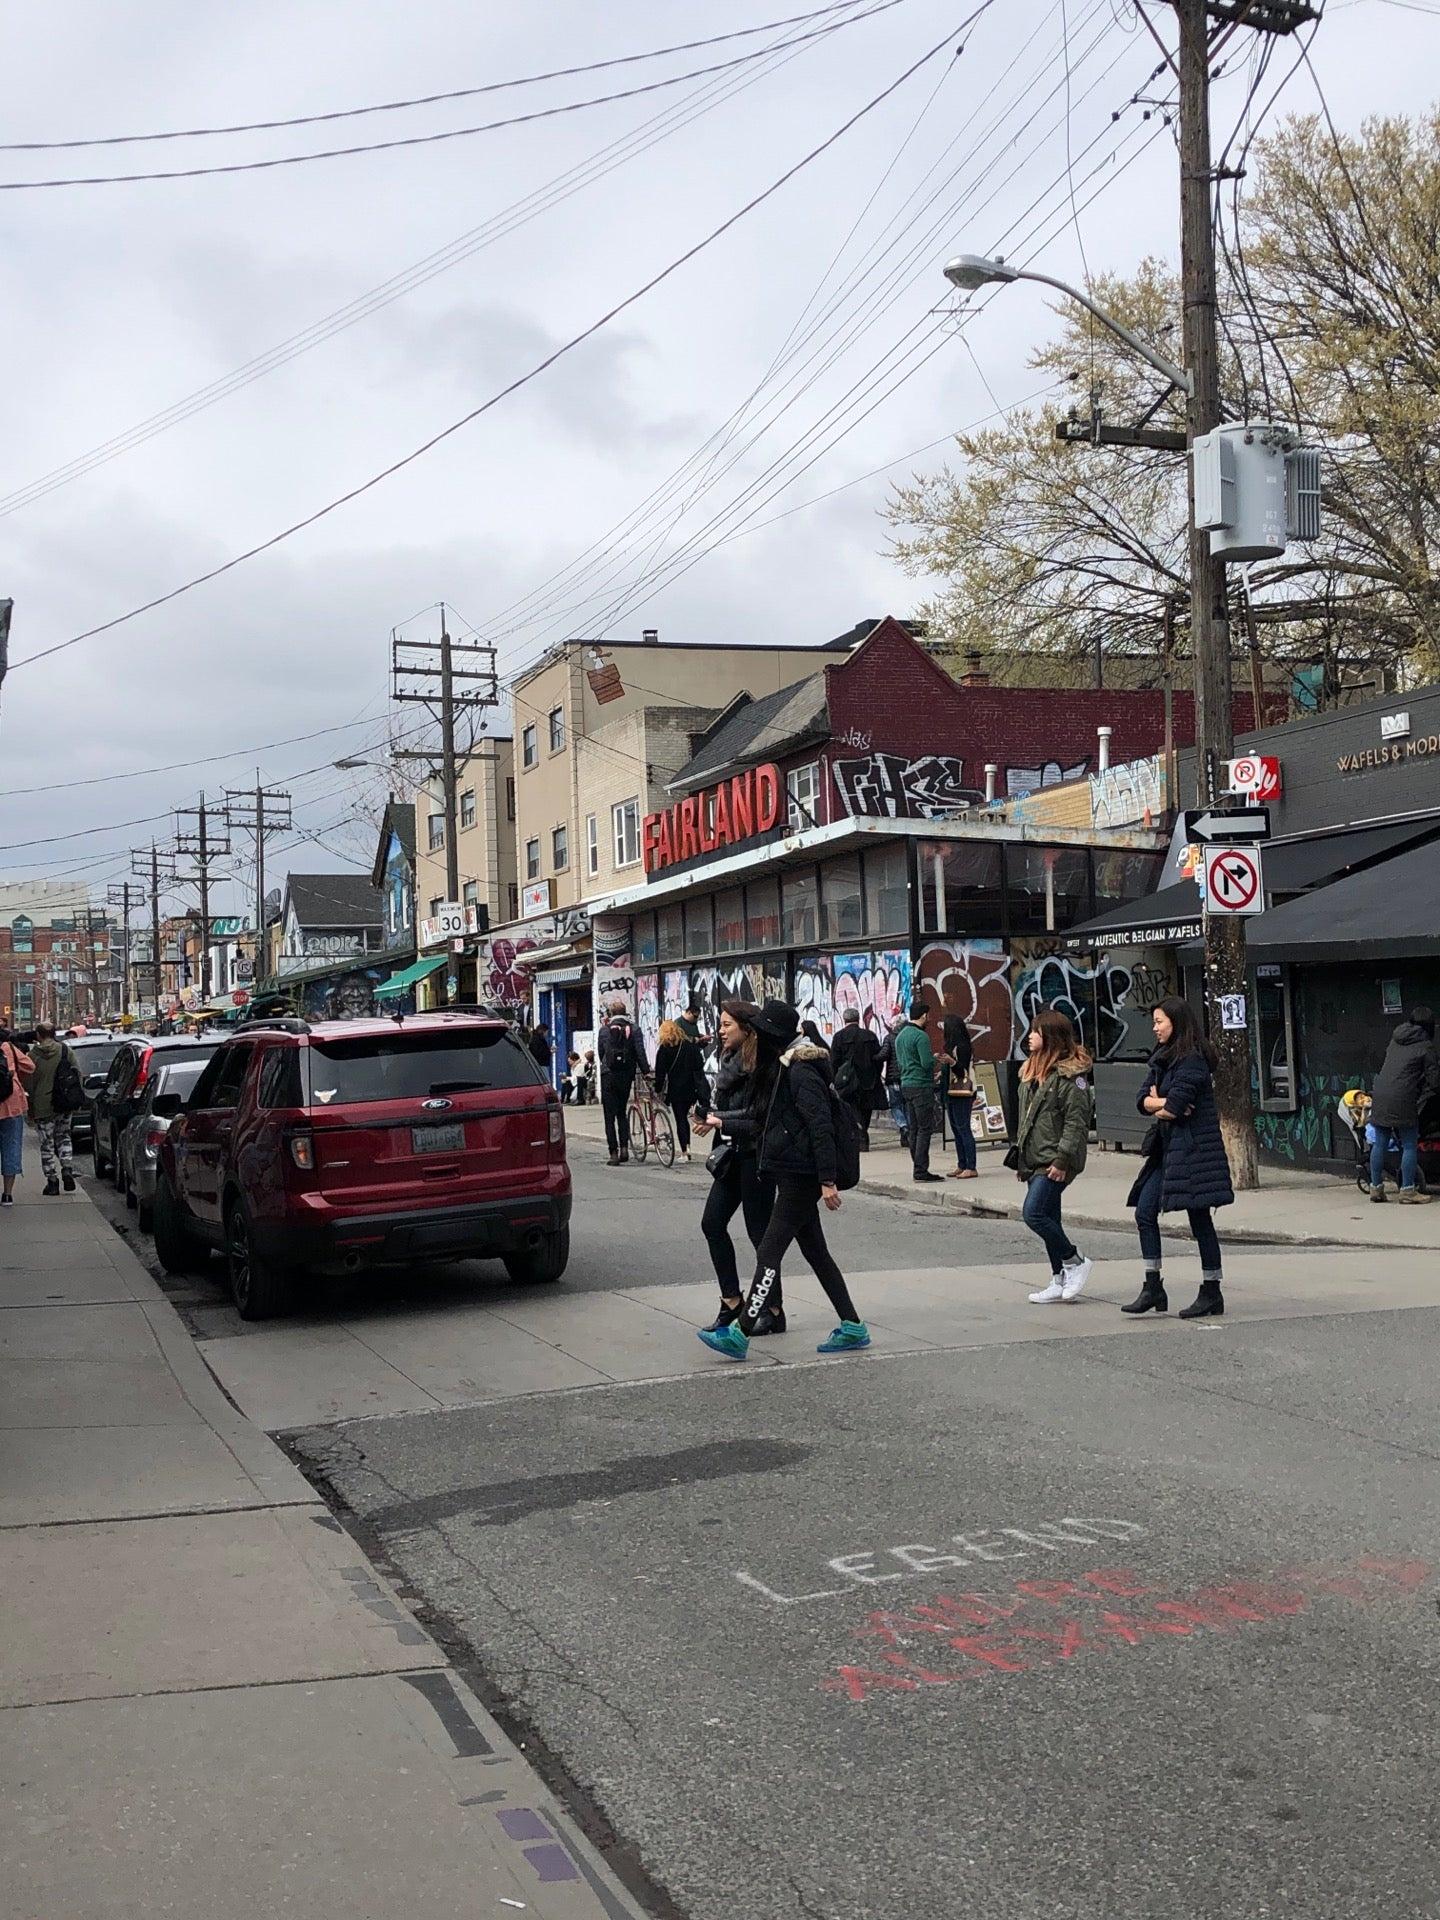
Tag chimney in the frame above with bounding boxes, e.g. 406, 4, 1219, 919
960, 649, 990, 688
1097, 725, 1112, 771
984, 763, 999, 805
641, 627, 659, 646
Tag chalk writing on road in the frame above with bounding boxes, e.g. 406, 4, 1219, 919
735, 1517, 1145, 1607
819, 1556, 1430, 1704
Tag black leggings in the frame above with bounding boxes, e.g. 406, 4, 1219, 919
743, 1178, 859, 1332
670, 1098, 693, 1155
702, 1153, 775, 1301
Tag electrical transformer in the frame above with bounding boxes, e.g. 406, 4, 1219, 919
1192, 423, 1321, 561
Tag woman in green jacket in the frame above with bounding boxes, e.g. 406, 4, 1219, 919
1014, 1007, 1094, 1304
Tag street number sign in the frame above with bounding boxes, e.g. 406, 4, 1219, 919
1184, 805, 1270, 844
1204, 845, 1265, 915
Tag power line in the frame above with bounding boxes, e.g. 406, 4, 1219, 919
0, 3, 874, 151
8, 10, 990, 676
0, 8, 903, 190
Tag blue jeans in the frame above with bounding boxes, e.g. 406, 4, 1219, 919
1022, 1172, 1078, 1275
1370, 1124, 1420, 1192
947, 1094, 977, 1170
0, 1114, 24, 1178
1133, 1162, 1222, 1269
887, 1085, 908, 1135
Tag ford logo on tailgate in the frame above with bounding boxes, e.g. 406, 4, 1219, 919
420, 1097, 453, 1111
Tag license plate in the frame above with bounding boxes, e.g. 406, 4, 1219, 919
411, 1122, 464, 1154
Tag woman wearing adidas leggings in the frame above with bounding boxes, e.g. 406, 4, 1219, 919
698, 998, 869, 1362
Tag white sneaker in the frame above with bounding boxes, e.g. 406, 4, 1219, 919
1028, 1278, 1066, 1304
1060, 1256, 1092, 1302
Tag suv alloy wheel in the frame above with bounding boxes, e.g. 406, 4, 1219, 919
225, 1201, 292, 1321
153, 1175, 208, 1276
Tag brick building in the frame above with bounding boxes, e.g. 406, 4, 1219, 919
1, 908, 113, 1029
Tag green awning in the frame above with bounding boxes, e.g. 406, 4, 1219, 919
373, 953, 447, 998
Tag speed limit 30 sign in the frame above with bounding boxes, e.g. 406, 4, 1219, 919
1204, 844, 1265, 916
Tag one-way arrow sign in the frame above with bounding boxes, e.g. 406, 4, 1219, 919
1184, 805, 1270, 844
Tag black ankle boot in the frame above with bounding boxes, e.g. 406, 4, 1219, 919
1121, 1277, 1168, 1315
61, 1172, 76, 1192
1179, 1278, 1224, 1320
702, 1302, 742, 1333
748, 1305, 787, 1336
43, 1179, 60, 1197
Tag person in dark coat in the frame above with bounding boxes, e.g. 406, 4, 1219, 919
528, 1025, 553, 1071
597, 999, 648, 1165
1367, 1006, 1438, 1203
653, 1018, 709, 1161
694, 1002, 779, 1334
1123, 995, 1234, 1320
698, 999, 869, 1363
830, 1008, 881, 1148
939, 1013, 977, 1177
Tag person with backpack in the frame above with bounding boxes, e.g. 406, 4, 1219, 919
830, 1007, 881, 1149
694, 1001, 780, 1334
597, 998, 648, 1165
0, 1026, 36, 1207
1015, 1007, 1095, 1304
1122, 995, 1234, 1319
698, 999, 868, 1362
27, 1022, 84, 1195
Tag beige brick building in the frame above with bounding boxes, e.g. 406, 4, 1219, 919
413, 736, 519, 934
574, 704, 721, 902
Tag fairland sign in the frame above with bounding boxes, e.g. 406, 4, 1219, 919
643, 763, 782, 876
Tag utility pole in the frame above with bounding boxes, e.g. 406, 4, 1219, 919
174, 795, 231, 1007
392, 607, 498, 1005
225, 779, 293, 990
1174, 0, 1252, 1189
131, 844, 176, 1018
107, 882, 143, 1021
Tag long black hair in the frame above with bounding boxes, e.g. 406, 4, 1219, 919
942, 1013, 971, 1058
1155, 995, 1217, 1068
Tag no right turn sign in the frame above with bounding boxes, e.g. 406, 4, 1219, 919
1204, 844, 1265, 915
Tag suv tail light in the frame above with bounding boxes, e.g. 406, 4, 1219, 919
288, 1131, 315, 1171
547, 1101, 564, 1147
131, 1045, 155, 1096
143, 1123, 168, 1151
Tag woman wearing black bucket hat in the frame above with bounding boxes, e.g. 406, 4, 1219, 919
698, 998, 870, 1362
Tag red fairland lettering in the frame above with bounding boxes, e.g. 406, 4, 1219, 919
657, 811, 675, 869
755, 762, 782, 833
698, 800, 717, 854
713, 781, 732, 848
642, 814, 663, 872
730, 771, 754, 839
679, 797, 698, 861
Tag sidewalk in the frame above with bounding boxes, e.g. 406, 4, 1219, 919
0, 1186, 648, 1920
564, 1097, 1440, 1250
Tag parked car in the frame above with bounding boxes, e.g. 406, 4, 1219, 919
92, 1035, 219, 1186
153, 1012, 570, 1319
120, 1058, 210, 1231
63, 1034, 128, 1151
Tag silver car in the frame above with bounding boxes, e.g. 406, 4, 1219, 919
121, 1059, 209, 1231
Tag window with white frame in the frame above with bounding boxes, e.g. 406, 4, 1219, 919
586, 814, 599, 876
460, 788, 476, 830
522, 724, 537, 769
525, 838, 540, 880
612, 797, 640, 868
548, 706, 565, 753
786, 761, 820, 833
552, 823, 569, 871
427, 810, 445, 851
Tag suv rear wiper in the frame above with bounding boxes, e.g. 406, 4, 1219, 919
427, 1079, 491, 1094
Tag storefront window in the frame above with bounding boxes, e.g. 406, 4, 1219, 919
1005, 845, 1090, 934
1092, 848, 1166, 915
919, 842, 1002, 935
714, 887, 744, 955
863, 843, 909, 936
632, 913, 657, 965
1254, 965, 1295, 1113
746, 877, 780, 949
820, 855, 863, 943
684, 896, 714, 958
781, 869, 818, 947
658, 904, 684, 962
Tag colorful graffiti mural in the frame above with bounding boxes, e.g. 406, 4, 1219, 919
1008, 938, 1170, 1063
635, 973, 662, 1068
794, 954, 837, 1040
915, 939, 1014, 1061
833, 950, 912, 1036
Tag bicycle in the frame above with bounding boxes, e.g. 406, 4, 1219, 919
627, 1078, 676, 1168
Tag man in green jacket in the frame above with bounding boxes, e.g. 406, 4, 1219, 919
28, 1023, 79, 1196
893, 999, 943, 1182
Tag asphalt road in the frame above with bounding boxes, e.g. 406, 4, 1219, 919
83, 1153, 1439, 1918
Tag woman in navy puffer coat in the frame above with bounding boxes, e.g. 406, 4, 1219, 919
1122, 995, 1233, 1321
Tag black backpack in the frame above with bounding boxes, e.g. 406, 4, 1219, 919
52, 1048, 86, 1115
0, 1046, 12, 1105
824, 1080, 864, 1191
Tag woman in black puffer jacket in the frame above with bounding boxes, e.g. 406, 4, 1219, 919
696, 1003, 779, 1334
1123, 996, 1234, 1321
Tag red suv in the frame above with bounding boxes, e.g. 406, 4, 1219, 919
153, 1013, 570, 1318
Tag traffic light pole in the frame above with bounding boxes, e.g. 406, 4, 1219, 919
1174, 0, 1257, 1189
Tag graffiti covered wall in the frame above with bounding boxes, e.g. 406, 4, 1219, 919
479, 907, 590, 1015
794, 954, 837, 1040
914, 939, 1013, 1061
833, 950, 912, 1035
1008, 937, 1170, 1063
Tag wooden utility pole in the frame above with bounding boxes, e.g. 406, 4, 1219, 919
224, 779, 293, 989
174, 796, 230, 1007
1174, 0, 1256, 1189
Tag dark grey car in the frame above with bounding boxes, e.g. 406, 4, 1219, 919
120, 1058, 209, 1231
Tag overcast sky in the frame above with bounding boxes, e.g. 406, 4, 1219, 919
0, 0, 1423, 918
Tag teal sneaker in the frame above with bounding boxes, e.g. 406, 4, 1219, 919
698, 1322, 749, 1361
816, 1321, 871, 1354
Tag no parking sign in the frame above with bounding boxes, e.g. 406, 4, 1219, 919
1203, 844, 1265, 915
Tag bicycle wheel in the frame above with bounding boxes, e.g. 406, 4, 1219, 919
653, 1105, 676, 1169
629, 1102, 648, 1162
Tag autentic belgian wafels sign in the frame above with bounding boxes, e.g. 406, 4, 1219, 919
643, 763, 782, 875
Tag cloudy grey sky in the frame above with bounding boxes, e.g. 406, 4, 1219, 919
0, 0, 1422, 916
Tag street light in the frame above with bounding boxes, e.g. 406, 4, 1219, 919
943, 254, 1193, 398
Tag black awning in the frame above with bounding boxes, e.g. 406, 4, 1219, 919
1064, 880, 1204, 949
1238, 835, 1440, 962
